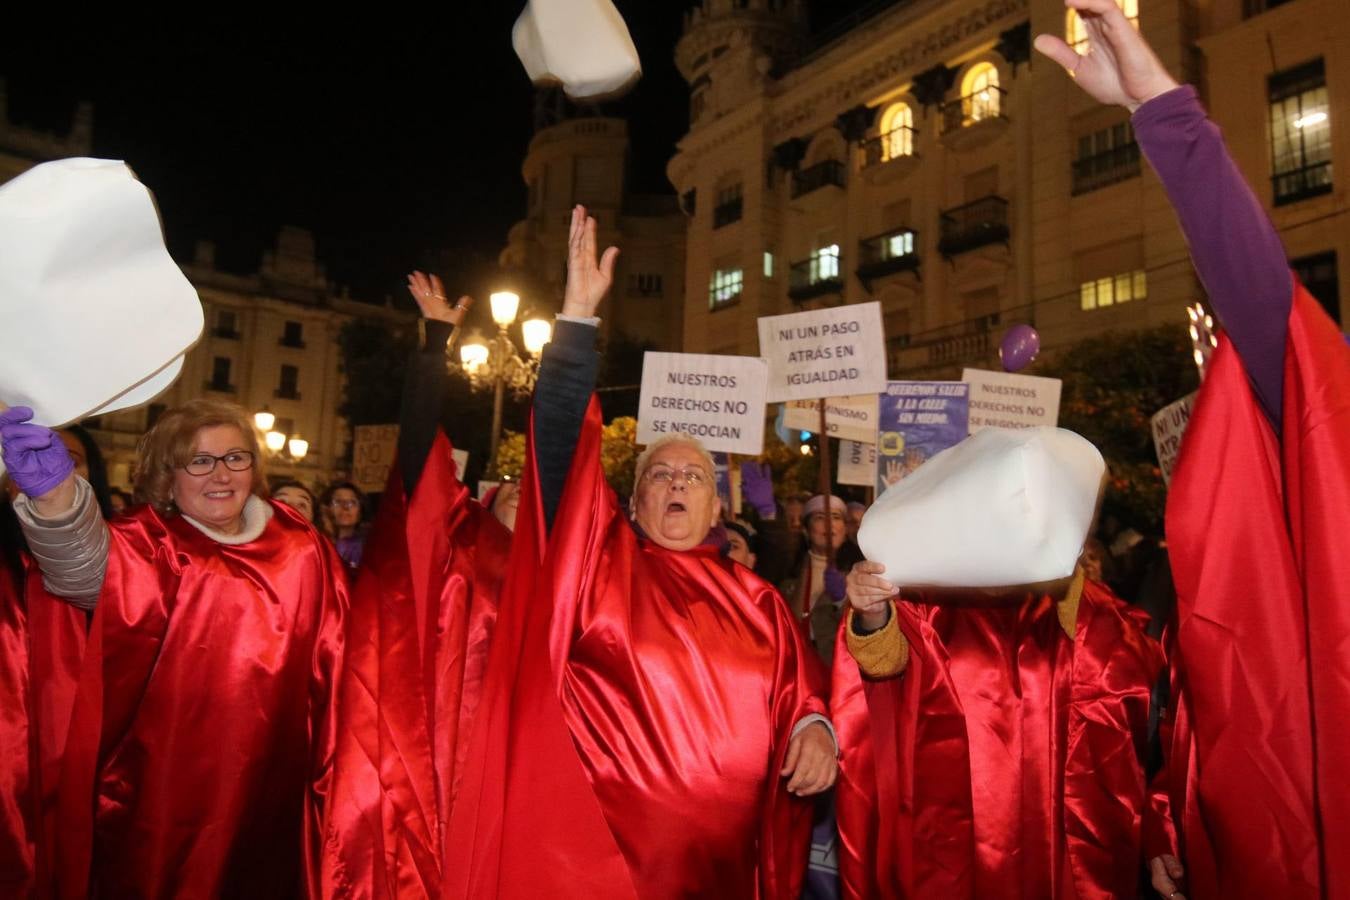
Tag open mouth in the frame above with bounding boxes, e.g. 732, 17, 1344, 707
204, 490, 235, 500
665, 501, 687, 514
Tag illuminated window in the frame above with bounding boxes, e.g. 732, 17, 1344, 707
1067, 0, 1139, 51
764, 251, 775, 278
811, 244, 841, 282
1269, 59, 1332, 205
879, 102, 914, 160
962, 64, 1001, 122
1080, 269, 1147, 310
709, 267, 744, 310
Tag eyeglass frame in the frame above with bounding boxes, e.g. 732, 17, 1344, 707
329, 498, 361, 511
641, 464, 712, 487
180, 450, 256, 477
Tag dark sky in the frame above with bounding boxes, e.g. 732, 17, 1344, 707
2, 3, 879, 306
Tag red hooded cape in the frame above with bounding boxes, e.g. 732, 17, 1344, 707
322, 432, 509, 898
831, 579, 1163, 899
443, 399, 827, 899
33, 500, 347, 899
1155, 283, 1350, 898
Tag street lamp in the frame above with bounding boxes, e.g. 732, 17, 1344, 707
458, 291, 552, 477
254, 407, 276, 433
253, 409, 309, 464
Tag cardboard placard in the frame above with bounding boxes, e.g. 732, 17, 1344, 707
757, 302, 887, 402
637, 352, 768, 455
876, 381, 970, 493
783, 393, 880, 444
352, 424, 399, 494
961, 368, 1062, 433
1151, 392, 1197, 485
838, 439, 878, 487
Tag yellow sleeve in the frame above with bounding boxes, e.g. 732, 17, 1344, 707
844, 605, 909, 679
1056, 568, 1086, 639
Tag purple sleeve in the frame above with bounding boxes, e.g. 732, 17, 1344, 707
1132, 85, 1291, 428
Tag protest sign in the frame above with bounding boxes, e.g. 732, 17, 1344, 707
1151, 392, 1197, 485
452, 448, 469, 480
477, 480, 500, 502
784, 393, 879, 443
838, 440, 878, 487
875, 381, 969, 494
352, 424, 399, 493
961, 368, 1062, 433
638, 352, 768, 455
757, 302, 887, 402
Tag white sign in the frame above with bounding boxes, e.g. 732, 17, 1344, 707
477, 479, 500, 501
452, 448, 470, 480
1151, 392, 1197, 485
637, 352, 768, 455
837, 440, 878, 487
757, 302, 887, 403
784, 393, 880, 443
961, 368, 1063, 433
352, 424, 400, 493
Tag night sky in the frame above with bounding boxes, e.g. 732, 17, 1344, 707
2, 3, 879, 307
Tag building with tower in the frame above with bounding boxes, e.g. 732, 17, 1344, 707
667, 0, 1347, 376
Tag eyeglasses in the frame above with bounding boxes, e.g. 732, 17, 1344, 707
330, 498, 360, 510
182, 451, 255, 477
643, 465, 710, 487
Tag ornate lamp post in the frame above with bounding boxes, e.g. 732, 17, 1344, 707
458, 290, 551, 477
253, 407, 309, 465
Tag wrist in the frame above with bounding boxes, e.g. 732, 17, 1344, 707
856, 604, 891, 633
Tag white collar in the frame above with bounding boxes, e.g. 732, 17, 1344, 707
180, 495, 273, 545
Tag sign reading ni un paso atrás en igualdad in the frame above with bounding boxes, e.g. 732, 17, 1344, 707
637, 352, 769, 455
757, 302, 887, 403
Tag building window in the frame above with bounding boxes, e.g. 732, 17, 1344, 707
764, 251, 775, 278
1269, 59, 1332, 206
1072, 121, 1141, 194
146, 403, 167, 429
709, 267, 744, 310
627, 273, 664, 297
1067, 0, 1139, 51
1080, 269, 1147, 310
811, 244, 841, 282
879, 102, 914, 161
276, 365, 301, 400
962, 63, 1001, 123
1244, 0, 1295, 17
714, 182, 743, 228
214, 309, 239, 339
280, 320, 305, 348
1292, 251, 1340, 323
209, 357, 235, 392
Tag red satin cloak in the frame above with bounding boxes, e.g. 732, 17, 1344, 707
444, 400, 827, 900
46, 501, 347, 899
832, 580, 1163, 899
323, 433, 509, 898
1157, 283, 1350, 898
0, 555, 89, 898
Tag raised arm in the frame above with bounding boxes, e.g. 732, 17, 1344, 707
398, 271, 472, 494
532, 206, 618, 532
1036, 0, 1292, 428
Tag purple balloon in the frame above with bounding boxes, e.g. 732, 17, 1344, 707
999, 324, 1041, 372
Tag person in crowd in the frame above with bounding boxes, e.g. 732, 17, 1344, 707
321, 481, 369, 571
724, 519, 758, 569
272, 480, 317, 523
780, 494, 863, 664
783, 492, 807, 535
844, 500, 865, 544
1040, 1, 1350, 896
0, 420, 113, 896
322, 273, 515, 894
443, 205, 835, 900
0, 398, 347, 897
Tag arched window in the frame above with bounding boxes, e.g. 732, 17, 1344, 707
879, 102, 914, 160
1067, 0, 1139, 51
962, 63, 1000, 122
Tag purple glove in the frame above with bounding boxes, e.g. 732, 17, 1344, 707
0, 406, 75, 499
824, 565, 847, 603
740, 462, 777, 519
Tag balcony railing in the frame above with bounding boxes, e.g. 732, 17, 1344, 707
203, 380, 237, 394
860, 126, 918, 168
274, 388, 302, 400
1071, 142, 1141, 195
940, 86, 1008, 133
212, 327, 240, 340
713, 197, 743, 228
857, 227, 920, 282
788, 251, 844, 302
1273, 160, 1333, 206
791, 160, 846, 198
939, 195, 1009, 257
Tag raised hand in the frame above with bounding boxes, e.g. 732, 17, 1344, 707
406, 271, 473, 326
562, 205, 620, 319
740, 461, 777, 519
0, 406, 76, 506
882, 459, 904, 487
1033, 0, 1178, 111
1149, 855, 1186, 899
781, 722, 838, 796
847, 560, 898, 631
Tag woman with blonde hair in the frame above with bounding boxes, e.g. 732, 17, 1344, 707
0, 397, 347, 898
